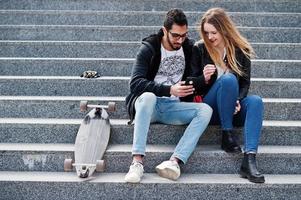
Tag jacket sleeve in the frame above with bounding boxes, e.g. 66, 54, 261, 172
190, 44, 212, 95
129, 44, 171, 97
237, 52, 251, 100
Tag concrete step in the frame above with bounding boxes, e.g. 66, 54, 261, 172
0, 41, 300, 60
1, 172, 300, 200
0, 58, 300, 78
0, 118, 300, 146
0, 143, 300, 174
1, 25, 300, 43
1, 0, 300, 12
0, 77, 300, 98
1, 10, 300, 27
0, 96, 300, 120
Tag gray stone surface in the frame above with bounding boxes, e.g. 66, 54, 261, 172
0, 10, 300, 27
0, 0, 300, 197
0, 99, 127, 119
0, 41, 300, 59
0, 98, 300, 120
0, 172, 300, 200
0, 58, 133, 76
1, 0, 300, 12
1, 25, 300, 43
0, 120, 300, 145
0, 58, 300, 78
0, 144, 300, 174
251, 60, 301, 78
0, 77, 300, 98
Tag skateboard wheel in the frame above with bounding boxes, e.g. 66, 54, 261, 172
64, 159, 73, 172
80, 101, 88, 112
96, 160, 105, 172
108, 102, 116, 112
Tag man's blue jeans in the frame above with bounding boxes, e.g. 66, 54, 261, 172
132, 92, 212, 164
203, 73, 264, 153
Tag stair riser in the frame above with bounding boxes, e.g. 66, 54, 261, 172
1, 59, 300, 78
1, 42, 299, 60
0, 100, 300, 120
2, 0, 300, 12
0, 79, 300, 98
1, 181, 300, 200
1, 27, 300, 43
1, 123, 300, 146
0, 150, 300, 174
1, 12, 300, 27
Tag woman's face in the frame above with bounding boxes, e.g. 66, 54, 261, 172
203, 22, 225, 49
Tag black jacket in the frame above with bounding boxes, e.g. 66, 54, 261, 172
191, 41, 251, 100
126, 29, 195, 122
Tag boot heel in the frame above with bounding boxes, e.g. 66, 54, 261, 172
239, 172, 247, 178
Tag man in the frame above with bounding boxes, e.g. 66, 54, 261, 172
124, 9, 212, 183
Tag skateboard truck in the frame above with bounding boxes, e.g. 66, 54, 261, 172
80, 101, 116, 112
64, 159, 105, 178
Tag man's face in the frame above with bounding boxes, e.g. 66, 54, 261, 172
163, 24, 188, 50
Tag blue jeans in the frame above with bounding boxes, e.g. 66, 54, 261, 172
203, 73, 264, 153
132, 92, 212, 164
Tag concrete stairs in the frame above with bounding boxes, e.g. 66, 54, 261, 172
0, 0, 300, 199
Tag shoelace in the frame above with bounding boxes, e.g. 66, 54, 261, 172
130, 162, 143, 171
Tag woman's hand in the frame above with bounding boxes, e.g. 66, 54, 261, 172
234, 100, 241, 115
203, 64, 216, 83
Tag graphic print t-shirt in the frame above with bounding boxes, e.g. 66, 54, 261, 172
154, 44, 185, 99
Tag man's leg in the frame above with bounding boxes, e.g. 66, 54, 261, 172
125, 92, 157, 183
155, 98, 212, 180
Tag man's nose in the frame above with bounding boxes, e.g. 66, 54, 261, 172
176, 37, 185, 43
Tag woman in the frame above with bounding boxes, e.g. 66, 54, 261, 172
191, 8, 265, 183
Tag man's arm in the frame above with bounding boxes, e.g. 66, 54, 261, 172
129, 44, 171, 97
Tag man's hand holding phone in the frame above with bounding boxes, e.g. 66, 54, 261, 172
170, 81, 194, 97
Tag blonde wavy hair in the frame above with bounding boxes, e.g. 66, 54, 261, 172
198, 8, 255, 76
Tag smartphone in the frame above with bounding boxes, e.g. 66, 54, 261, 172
184, 77, 195, 86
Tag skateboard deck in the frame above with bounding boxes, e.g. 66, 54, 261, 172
75, 107, 110, 178
64, 103, 114, 178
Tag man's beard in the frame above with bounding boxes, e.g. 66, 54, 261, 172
167, 34, 182, 50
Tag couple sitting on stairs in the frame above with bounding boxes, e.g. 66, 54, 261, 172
124, 8, 265, 184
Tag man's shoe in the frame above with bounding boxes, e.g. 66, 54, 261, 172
221, 130, 242, 153
155, 160, 180, 181
124, 162, 144, 183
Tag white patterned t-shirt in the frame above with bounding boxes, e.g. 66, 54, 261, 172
154, 44, 185, 98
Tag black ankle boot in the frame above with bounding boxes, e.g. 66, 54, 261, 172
240, 153, 265, 183
221, 130, 242, 153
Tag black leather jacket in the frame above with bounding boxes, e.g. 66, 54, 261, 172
191, 41, 251, 101
125, 29, 195, 122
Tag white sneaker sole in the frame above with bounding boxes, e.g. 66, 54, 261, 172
155, 166, 180, 181
124, 174, 142, 183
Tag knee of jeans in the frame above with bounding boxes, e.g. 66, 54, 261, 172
247, 95, 263, 109
195, 103, 213, 120
220, 73, 238, 88
135, 92, 157, 112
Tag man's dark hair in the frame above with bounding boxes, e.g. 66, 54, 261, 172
163, 9, 188, 30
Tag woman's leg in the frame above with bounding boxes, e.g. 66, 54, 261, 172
203, 73, 238, 129
234, 95, 264, 153
203, 73, 241, 152
234, 95, 265, 183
